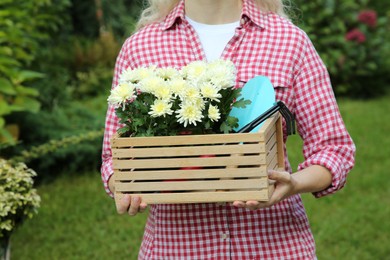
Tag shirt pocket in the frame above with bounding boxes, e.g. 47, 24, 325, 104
236, 72, 294, 111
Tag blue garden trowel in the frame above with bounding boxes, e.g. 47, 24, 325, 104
230, 76, 276, 133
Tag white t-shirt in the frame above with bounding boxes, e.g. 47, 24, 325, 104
186, 16, 240, 61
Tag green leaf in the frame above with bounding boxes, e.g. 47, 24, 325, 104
0, 99, 11, 116
220, 122, 233, 134
233, 98, 251, 109
0, 78, 16, 95
15, 85, 39, 96
0, 116, 4, 127
117, 126, 130, 136
226, 116, 239, 127
0, 127, 14, 144
14, 70, 45, 84
13, 96, 40, 113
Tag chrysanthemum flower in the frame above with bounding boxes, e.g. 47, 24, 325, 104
149, 100, 173, 117
156, 67, 180, 81
153, 84, 172, 101
107, 82, 136, 108
200, 82, 222, 101
121, 67, 156, 83
169, 78, 188, 98
139, 76, 166, 93
208, 105, 221, 122
176, 103, 204, 127
193, 97, 206, 110
181, 61, 207, 82
182, 86, 201, 102
206, 59, 236, 89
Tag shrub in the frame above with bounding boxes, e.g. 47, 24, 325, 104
0, 158, 40, 242
293, 0, 390, 98
3, 96, 106, 179
0, 0, 71, 143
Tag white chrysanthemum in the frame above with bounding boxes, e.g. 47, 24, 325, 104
107, 82, 136, 108
192, 97, 206, 110
205, 59, 236, 89
121, 67, 156, 83
152, 84, 172, 101
156, 67, 180, 81
148, 100, 173, 117
208, 105, 221, 122
169, 78, 188, 98
176, 102, 204, 127
138, 76, 165, 93
200, 82, 222, 101
181, 61, 207, 82
119, 68, 137, 83
180, 85, 201, 104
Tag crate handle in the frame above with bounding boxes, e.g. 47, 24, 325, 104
236, 101, 295, 135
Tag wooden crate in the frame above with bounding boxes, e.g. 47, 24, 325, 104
111, 113, 285, 204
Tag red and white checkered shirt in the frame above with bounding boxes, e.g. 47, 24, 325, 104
101, 0, 356, 259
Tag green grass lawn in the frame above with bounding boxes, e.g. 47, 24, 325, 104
11, 95, 390, 260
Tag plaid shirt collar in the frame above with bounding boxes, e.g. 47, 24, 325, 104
162, 0, 269, 31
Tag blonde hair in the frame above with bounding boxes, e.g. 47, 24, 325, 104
136, 0, 290, 30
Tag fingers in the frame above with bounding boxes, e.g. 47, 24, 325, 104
116, 194, 131, 214
138, 202, 148, 214
116, 194, 147, 216
128, 196, 142, 216
232, 200, 269, 210
268, 169, 291, 183
232, 170, 292, 210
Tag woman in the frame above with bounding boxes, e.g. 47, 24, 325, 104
101, 0, 356, 259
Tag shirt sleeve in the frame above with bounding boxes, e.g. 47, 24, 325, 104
293, 33, 356, 198
101, 39, 132, 198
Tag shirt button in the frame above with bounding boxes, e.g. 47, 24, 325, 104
221, 233, 229, 240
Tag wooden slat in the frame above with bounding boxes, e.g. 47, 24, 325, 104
115, 190, 270, 204
113, 154, 266, 169
264, 125, 276, 146
115, 178, 268, 192
258, 114, 279, 136
275, 116, 285, 169
268, 150, 278, 170
114, 167, 268, 181
265, 133, 276, 153
112, 143, 265, 159
110, 116, 278, 148
111, 132, 263, 148
266, 141, 278, 165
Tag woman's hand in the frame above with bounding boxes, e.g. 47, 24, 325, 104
116, 194, 148, 216
232, 169, 297, 210
109, 174, 148, 216
232, 165, 332, 210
